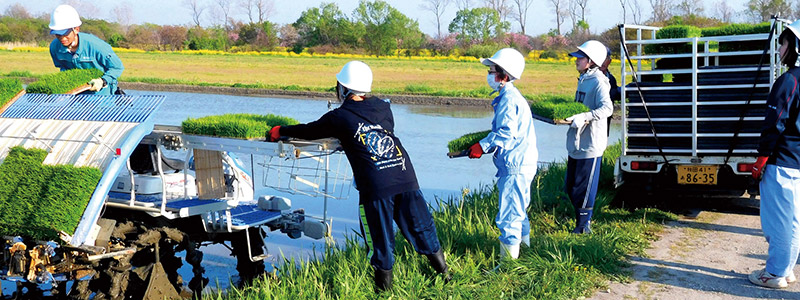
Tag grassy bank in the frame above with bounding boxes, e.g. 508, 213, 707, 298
204, 143, 676, 300
0, 50, 578, 98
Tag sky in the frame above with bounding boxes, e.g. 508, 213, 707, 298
3, 0, 754, 37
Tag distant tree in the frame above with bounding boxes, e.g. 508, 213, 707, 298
448, 7, 509, 43
236, 21, 278, 50
186, 26, 229, 50
421, 0, 451, 38
81, 19, 123, 41
239, 0, 273, 23
619, 0, 627, 23
715, 0, 735, 22
294, 2, 362, 49
112, 2, 134, 28
630, 0, 644, 24
279, 24, 300, 47
649, 0, 673, 22
159, 25, 188, 50
549, 0, 568, 35
184, 0, 206, 27
746, 0, 791, 22
355, 0, 424, 56
125, 23, 161, 50
65, 0, 100, 18
4, 3, 31, 19
455, 0, 473, 10
484, 0, 511, 21
511, 0, 533, 35
675, 0, 704, 16
575, 0, 589, 21
214, 0, 234, 30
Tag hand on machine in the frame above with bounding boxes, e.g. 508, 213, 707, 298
268, 126, 282, 142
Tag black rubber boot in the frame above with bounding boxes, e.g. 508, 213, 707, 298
572, 208, 594, 234
373, 266, 393, 292
426, 248, 452, 282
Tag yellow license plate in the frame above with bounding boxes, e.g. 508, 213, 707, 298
677, 165, 718, 185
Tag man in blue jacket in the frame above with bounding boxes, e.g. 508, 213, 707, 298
748, 19, 800, 289
48, 4, 124, 95
268, 61, 449, 292
468, 48, 538, 260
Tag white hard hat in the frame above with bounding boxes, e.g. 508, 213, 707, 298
49, 5, 82, 35
336, 61, 372, 93
570, 40, 607, 66
782, 19, 800, 66
481, 48, 525, 80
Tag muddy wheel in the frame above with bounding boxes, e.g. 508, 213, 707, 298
230, 228, 267, 285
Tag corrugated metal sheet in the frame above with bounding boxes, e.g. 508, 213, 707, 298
0, 94, 164, 171
1, 94, 163, 123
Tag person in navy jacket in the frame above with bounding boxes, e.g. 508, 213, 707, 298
268, 61, 449, 292
748, 19, 800, 289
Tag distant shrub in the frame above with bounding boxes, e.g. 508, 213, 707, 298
26, 69, 103, 94
0, 146, 101, 240
181, 113, 299, 139
464, 44, 501, 59
530, 94, 590, 120
539, 50, 560, 59
0, 78, 23, 107
448, 130, 490, 153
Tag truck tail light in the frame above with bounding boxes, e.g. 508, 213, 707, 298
631, 161, 657, 170
738, 163, 754, 172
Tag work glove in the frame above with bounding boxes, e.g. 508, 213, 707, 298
751, 156, 769, 180
566, 113, 587, 129
468, 143, 483, 159
88, 78, 105, 92
268, 126, 281, 142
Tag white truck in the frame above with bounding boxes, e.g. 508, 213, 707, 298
616, 19, 788, 197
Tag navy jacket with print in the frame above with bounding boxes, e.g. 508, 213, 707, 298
279, 96, 419, 199
758, 66, 800, 169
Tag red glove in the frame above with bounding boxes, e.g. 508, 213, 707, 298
268, 126, 281, 142
751, 156, 769, 180
468, 143, 483, 159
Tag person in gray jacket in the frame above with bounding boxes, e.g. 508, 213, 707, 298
565, 40, 613, 234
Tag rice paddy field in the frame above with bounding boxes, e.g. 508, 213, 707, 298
0, 49, 578, 98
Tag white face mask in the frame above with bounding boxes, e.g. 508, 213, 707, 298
486, 73, 502, 91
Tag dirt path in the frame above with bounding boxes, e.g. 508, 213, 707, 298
591, 198, 800, 300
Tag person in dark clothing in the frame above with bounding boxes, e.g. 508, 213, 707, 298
267, 61, 449, 292
600, 47, 620, 137
748, 20, 800, 289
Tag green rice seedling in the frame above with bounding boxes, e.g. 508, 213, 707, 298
5, 70, 33, 78
529, 94, 590, 121
0, 77, 23, 107
26, 68, 104, 94
0, 147, 101, 240
181, 113, 299, 139
447, 130, 490, 153
644, 25, 703, 55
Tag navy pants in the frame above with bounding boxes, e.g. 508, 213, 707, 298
565, 156, 602, 232
358, 190, 441, 271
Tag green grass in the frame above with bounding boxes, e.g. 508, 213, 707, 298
529, 94, 591, 121
204, 142, 676, 299
26, 68, 104, 94
181, 114, 299, 139
447, 130, 490, 153
0, 147, 101, 240
0, 77, 23, 107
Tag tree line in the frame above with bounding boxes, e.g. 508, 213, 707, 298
0, 0, 795, 58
